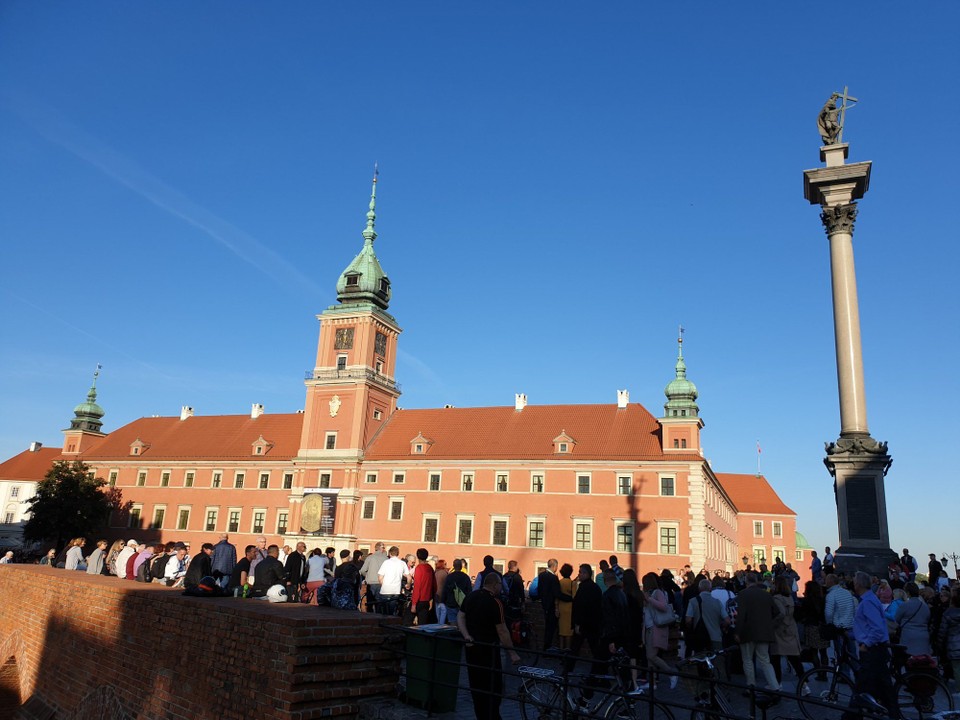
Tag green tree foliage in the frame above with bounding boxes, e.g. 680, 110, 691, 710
23, 460, 123, 548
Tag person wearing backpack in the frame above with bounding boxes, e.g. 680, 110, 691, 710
442, 558, 472, 625
685, 578, 728, 700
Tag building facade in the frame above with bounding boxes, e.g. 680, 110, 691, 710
1, 179, 800, 578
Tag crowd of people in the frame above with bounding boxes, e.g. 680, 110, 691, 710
10, 534, 960, 718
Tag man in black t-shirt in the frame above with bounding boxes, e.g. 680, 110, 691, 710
184, 543, 214, 590
251, 545, 286, 598
458, 573, 521, 720
227, 545, 256, 596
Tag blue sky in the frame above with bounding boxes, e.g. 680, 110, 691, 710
1, 3, 958, 561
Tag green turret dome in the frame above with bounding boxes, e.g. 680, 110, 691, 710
68, 367, 105, 433
335, 170, 391, 310
664, 336, 699, 418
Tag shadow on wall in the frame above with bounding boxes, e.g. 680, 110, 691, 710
0, 565, 400, 720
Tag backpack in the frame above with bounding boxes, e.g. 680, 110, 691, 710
504, 573, 525, 612
688, 597, 712, 652
135, 557, 152, 583
528, 575, 539, 600
725, 591, 738, 626
453, 583, 466, 609
149, 554, 168, 581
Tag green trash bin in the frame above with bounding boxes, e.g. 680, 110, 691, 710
402, 624, 462, 713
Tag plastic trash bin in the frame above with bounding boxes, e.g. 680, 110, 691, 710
401, 624, 462, 713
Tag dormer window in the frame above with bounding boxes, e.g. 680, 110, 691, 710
552, 431, 575, 454
410, 432, 433, 455
251, 435, 273, 456
379, 278, 389, 293
130, 438, 149, 456
345, 274, 360, 287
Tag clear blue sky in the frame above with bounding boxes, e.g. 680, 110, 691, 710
2, 3, 958, 562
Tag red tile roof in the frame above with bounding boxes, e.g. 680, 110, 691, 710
79, 414, 304, 461
0, 447, 62, 481
716, 473, 795, 515
365, 404, 698, 461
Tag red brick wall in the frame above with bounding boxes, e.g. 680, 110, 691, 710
0, 565, 399, 720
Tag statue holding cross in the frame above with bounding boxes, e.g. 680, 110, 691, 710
818, 87, 858, 145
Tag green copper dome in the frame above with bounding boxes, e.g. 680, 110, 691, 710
335, 171, 391, 310
68, 368, 105, 433
664, 336, 699, 417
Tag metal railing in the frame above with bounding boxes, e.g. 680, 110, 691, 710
304, 367, 400, 392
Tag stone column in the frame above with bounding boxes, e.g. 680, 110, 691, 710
804, 143, 896, 575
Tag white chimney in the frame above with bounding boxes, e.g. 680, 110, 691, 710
515, 393, 527, 411
29, 441, 43, 452
617, 389, 629, 409
251, 403, 264, 419
180, 406, 194, 421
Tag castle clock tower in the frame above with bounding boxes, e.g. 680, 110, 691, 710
298, 171, 402, 464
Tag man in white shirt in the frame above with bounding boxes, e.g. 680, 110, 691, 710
164, 545, 189, 587
115, 539, 138, 579
377, 546, 407, 614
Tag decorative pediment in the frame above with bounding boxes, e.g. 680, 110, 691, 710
552, 430, 575, 454
252, 435, 274, 456
410, 432, 433, 455
129, 438, 150, 456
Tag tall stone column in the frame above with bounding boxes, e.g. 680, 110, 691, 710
804, 142, 896, 575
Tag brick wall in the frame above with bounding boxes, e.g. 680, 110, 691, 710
0, 565, 400, 720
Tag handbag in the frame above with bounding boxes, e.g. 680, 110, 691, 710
652, 590, 679, 627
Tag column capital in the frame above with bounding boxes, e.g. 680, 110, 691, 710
820, 202, 858, 237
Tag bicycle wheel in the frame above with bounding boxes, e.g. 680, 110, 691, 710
607, 696, 675, 720
518, 678, 565, 720
797, 667, 856, 720
894, 672, 955, 720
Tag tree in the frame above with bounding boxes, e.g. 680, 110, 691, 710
23, 460, 123, 549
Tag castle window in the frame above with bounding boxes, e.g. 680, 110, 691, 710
577, 475, 591, 494
362, 500, 375, 520
259, 473, 270, 489
161, 471, 170, 487
205, 509, 218, 532
319, 473, 331, 488
429, 473, 441, 491
659, 524, 678, 554
234, 472, 245, 489
325, 433, 337, 450
673, 439, 679, 448
346, 274, 359, 287
282, 473, 293, 489
107, 473, 117, 488
228, 509, 240, 533
373, 408, 383, 420
528, 520, 544, 547
773, 521, 783, 538
558, 442, 568, 453
151, 507, 165, 529
252, 509, 266, 534
616, 523, 634, 552
496, 474, 508, 492
660, 477, 675, 496
491, 519, 508, 546
390, 499, 404, 521
137, 471, 147, 487
423, 516, 439, 543
393, 472, 405, 484
365, 473, 377, 484
753, 521, 764, 537
531, 474, 544, 493
414, 444, 424, 453
574, 521, 592, 550
337, 355, 347, 371
457, 517, 473, 544
461, 473, 474, 492
277, 512, 288, 535
618, 476, 633, 495
184, 471, 195, 488
212, 471, 222, 488
129, 505, 142, 529
177, 507, 190, 531
681, 439, 687, 448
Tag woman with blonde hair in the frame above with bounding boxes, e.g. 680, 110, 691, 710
64, 537, 87, 571
105, 539, 125, 576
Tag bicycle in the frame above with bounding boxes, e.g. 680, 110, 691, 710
795, 639, 955, 720
517, 650, 675, 719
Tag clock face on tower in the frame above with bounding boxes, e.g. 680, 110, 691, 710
335, 327, 355, 350
375, 331, 387, 357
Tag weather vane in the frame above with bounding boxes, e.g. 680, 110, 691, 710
818, 86, 858, 146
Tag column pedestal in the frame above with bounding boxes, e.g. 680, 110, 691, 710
824, 435, 897, 576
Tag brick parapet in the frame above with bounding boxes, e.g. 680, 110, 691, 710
0, 565, 400, 719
